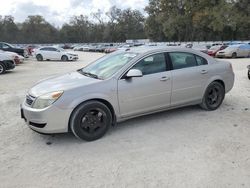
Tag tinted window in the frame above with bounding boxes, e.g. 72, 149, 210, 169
169, 52, 197, 70
195, 55, 208, 66
2, 44, 10, 49
132, 53, 166, 75
49, 48, 57, 51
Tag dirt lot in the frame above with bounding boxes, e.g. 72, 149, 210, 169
0, 52, 250, 188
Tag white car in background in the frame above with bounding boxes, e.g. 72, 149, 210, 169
0, 50, 24, 64
216, 44, 250, 58
0, 51, 16, 74
35, 47, 78, 61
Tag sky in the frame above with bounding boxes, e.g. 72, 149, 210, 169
0, 0, 148, 27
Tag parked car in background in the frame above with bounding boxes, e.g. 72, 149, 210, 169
0, 50, 24, 65
0, 52, 15, 74
191, 44, 210, 53
95, 44, 114, 53
35, 47, 78, 61
26, 45, 40, 56
0, 42, 28, 58
74, 45, 90, 52
21, 47, 234, 141
216, 44, 250, 58
207, 45, 228, 57
104, 46, 118, 53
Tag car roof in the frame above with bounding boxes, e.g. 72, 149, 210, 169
125, 46, 204, 55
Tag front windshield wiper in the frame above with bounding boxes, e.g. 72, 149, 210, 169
77, 70, 100, 79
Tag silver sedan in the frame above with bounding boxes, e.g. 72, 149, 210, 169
21, 47, 235, 141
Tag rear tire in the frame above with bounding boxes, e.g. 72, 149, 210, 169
0, 62, 6, 74
36, 54, 43, 61
70, 101, 112, 141
61, 55, 68, 61
200, 82, 225, 111
248, 70, 250, 80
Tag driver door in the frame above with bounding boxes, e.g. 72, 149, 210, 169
118, 53, 172, 117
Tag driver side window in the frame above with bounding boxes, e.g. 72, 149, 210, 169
132, 53, 166, 75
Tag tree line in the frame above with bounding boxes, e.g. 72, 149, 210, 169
0, 0, 249, 44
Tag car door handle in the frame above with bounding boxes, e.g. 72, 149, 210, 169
160, 76, 170, 81
201, 70, 208, 74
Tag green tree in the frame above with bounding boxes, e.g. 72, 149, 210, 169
21, 15, 59, 43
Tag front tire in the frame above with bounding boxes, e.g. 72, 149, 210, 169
248, 70, 250, 80
200, 82, 225, 111
0, 62, 6, 74
70, 101, 112, 141
61, 55, 68, 61
232, 52, 237, 58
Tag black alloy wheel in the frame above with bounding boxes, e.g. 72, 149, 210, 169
70, 101, 112, 141
200, 82, 225, 111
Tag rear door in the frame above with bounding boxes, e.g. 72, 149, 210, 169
168, 52, 210, 106
118, 53, 172, 117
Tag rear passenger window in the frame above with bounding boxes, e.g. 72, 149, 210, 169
169, 52, 197, 70
196, 55, 208, 65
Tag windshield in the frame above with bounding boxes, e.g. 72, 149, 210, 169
80, 52, 138, 80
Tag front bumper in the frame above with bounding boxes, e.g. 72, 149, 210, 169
21, 101, 72, 134
69, 56, 78, 61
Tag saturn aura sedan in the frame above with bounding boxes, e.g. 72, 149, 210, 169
35, 47, 78, 61
21, 47, 234, 141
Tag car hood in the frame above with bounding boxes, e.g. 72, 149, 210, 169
29, 71, 101, 97
0, 52, 13, 60
66, 52, 78, 56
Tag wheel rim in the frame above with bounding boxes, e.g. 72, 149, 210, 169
0, 65, 3, 73
80, 108, 107, 134
206, 85, 222, 107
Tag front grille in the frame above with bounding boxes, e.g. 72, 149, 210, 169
26, 95, 35, 106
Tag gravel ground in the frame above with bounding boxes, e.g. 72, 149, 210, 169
0, 52, 250, 188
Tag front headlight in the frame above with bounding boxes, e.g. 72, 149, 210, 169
32, 91, 63, 109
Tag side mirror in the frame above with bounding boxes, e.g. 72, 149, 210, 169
126, 69, 143, 78
56, 50, 60, 52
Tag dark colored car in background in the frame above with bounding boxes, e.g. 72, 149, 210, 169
0, 42, 28, 57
